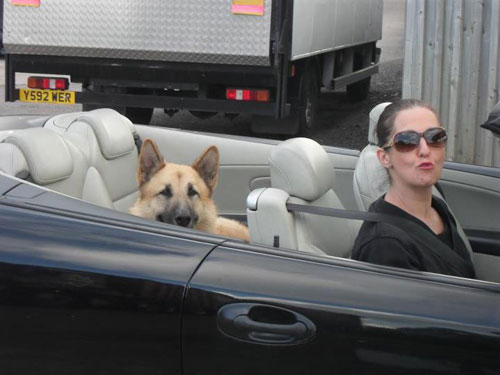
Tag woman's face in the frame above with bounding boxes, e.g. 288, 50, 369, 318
378, 106, 446, 190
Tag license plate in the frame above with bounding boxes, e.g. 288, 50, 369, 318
19, 89, 75, 104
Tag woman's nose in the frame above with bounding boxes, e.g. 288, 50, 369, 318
418, 136, 431, 155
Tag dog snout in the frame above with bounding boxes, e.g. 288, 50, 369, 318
175, 214, 192, 227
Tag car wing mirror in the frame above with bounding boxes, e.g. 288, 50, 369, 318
480, 101, 500, 139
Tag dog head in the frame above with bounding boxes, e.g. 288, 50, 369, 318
135, 139, 219, 228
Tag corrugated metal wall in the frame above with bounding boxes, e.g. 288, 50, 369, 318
403, 0, 500, 167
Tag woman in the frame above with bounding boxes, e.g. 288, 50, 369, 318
351, 99, 475, 278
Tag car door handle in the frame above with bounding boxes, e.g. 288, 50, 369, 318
233, 315, 307, 336
217, 303, 316, 345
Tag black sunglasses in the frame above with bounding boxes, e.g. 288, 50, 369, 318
382, 127, 447, 152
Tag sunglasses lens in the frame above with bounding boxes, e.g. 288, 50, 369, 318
424, 128, 447, 147
393, 131, 420, 152
391, 128, 447, 152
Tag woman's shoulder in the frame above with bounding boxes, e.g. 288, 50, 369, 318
367, 195, 387, 212
352, 215, 418, 257
358, 195, 417, 240
431, 195, 456, 220
354, 220, 415, 248
352, 195, 422, 269
431, 194, 449, 210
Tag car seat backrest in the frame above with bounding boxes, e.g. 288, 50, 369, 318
353, 102, 391, 211
0, 109, 139, 213
247, 137, 360, 258
0, 127, 101, 204
58, 109, 139, 212
0, 127, 74, 183
0, 136, 31, 179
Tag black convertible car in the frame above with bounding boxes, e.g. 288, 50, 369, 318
0, 108, 499, 374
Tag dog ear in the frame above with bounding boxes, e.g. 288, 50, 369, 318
192, 146, 219, 193
137, 139, 165, 185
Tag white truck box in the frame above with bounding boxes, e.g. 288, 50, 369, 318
291, 0, 382, 60
5, 0, 382, 64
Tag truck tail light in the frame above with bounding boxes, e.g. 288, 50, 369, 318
27, 76, 69, 90
226, 88, 270, 102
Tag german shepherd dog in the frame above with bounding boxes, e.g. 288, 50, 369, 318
129, 139, 250, 241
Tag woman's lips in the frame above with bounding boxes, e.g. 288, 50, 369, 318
418, 162, 434, 169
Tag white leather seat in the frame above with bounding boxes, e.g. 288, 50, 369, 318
0, 109, 139, 213
0, 127, 96, 202
353, 102, 391, 211
49, 109, 140, 212
247, 138, 360, 257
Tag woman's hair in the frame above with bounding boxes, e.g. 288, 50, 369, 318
376, 99, 439, 147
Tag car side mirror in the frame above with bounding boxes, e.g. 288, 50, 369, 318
480, 102, 500, 139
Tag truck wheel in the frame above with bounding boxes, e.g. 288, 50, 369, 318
297, 66, 320, 136
346, 76, 371, 101
125, 107, 154, 125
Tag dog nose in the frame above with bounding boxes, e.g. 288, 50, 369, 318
175, 215, 192, 227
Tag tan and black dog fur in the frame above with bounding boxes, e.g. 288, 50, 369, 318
129, 139, 250, 242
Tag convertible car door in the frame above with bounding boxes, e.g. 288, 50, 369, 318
0, 187, 220, 375
183, 242, 500, 375
440, 162, 500, 283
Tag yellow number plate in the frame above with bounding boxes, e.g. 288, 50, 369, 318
19, 89, 75, 104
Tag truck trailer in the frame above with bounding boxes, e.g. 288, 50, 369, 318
3, 0, 383, 134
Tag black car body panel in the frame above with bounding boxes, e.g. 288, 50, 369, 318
183, 244, 500, 374
0, 189, 219, 375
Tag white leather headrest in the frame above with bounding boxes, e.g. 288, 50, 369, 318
5, 128, 73, 184
74, 109, 135, 160
353, 145, 390, 210
269, 138, 334, 201
368, 102, 391, 145
0, 142, 29, 178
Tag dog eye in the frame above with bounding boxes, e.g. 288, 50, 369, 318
159, 186, 172, 198
187, 184, 199, 197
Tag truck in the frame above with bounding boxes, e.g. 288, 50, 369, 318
3, 0, 383, 135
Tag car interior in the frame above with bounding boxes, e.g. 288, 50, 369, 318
247, 137, 361, 258
0, 106, 499, 283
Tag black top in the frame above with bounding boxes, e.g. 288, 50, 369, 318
351, 196, 476, 278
